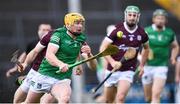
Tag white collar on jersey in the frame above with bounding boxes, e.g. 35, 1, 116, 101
152, 24, 166, 31
124, 22, 138, 34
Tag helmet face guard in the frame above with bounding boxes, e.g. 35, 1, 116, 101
124, 6, 140, 24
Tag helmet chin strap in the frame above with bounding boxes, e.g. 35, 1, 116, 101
66, 25, 81, 36
68, 30, 80, 36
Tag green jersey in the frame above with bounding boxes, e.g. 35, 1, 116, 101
145, 24, 175, 66
39, 27, 86, 80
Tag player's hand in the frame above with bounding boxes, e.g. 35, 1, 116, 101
138, 65, 144, 78
81, 44, 91, 55
170, 58, 176, 65
6, 70, 13, 77
111, 61, 122, 71
6, 66, 17, 77
17, 63, 27, 72
59, 63, 69, 73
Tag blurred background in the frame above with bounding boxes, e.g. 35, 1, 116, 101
0, 0, 179, 103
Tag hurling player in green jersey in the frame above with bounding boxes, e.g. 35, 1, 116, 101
24, 13, 97, 103
142, 9, 179, 103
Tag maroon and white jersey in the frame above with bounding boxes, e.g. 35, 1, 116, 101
105, 22, 148, 72
31, 31, 53, 71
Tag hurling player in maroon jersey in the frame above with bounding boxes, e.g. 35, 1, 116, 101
100, 5, 149, 103
13, 24, 53, 103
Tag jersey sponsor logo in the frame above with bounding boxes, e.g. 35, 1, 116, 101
31, 81, 35, 87
126, 75, 132, 79
37, 83, 42, 89
119, 44, 129, 51
122, 35, 126, 38
158, 35, 163, 41
137, 35, 142, 41
51, 35, 60, 43
65, 40, 72, 44
128, 35, 135, 41
118, 44, 139, 51
149, 35, 156, 39
65, 40, 80, 47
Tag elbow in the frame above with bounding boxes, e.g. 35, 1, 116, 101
144, 47, 150, 54
45, 53, 51, 62
33, 49, 39, 55
146, 48, 150, 54
177, 45, 179, 52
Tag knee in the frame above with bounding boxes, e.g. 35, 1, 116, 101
40, 97, 51, 103
13, 90, 25, 103
13, 97, 25, 103
57, 94, 71, 103
13, 98, 23, 104
116, 93, 126, 103
62, 95, 70, 103
152, 91, 161, 99
151, 92, 161, 103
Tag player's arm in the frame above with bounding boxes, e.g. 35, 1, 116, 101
22, 42, 45, 70
175, 57, 180, 84
6, 52, 27, 77
99, 38, 121, 70
99, 38, 113, 63
81, 44, 97, 70
139, 42, 149, 77
140, 42, 149, 67
18, 52, 27, 63
170, 38, 179, 65
46, 43, 68, 72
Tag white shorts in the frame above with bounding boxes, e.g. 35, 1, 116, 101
176, 83, 180, 103
20, 69, 38, 93
30, 73, 71, 93
142, 66, 168, 85
104, 70, 135, 87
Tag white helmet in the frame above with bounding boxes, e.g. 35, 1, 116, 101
153, 9, 168, 17
124, 5, 140, 24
